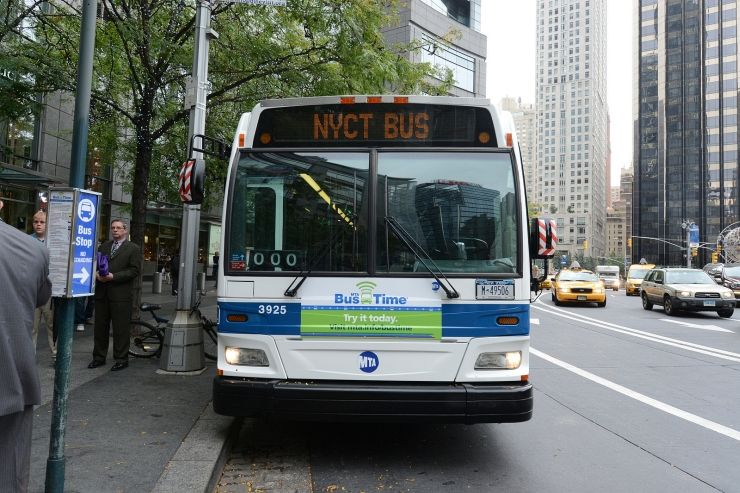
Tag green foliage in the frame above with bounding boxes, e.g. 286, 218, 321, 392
13, 0, 451, 245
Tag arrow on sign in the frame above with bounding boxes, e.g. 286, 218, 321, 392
659, 318, 733, 333
73, 267, 90, 284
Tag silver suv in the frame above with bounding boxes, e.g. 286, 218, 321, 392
641, 268, 736, 318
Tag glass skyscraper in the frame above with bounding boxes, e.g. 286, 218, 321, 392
634, 0, 739, 266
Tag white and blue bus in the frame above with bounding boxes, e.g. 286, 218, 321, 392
213, 95, 555, 423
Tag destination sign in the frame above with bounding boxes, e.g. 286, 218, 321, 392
253, 103, 497, 148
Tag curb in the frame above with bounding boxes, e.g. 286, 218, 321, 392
151, 401, 237, 493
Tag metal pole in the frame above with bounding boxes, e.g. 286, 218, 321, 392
160, 0, 212, 372
686, 224, 691, 268
45, 0, 96, 490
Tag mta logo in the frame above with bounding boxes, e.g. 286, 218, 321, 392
358, 351, 379, 373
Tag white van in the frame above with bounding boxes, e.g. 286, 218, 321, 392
595, 265, 620, 291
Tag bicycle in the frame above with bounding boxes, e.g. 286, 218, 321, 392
129, 303, 167, 358
129, 301, 218, 360
190, 297, 218, 361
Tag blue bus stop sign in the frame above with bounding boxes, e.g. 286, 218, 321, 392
71, 191, 99, 296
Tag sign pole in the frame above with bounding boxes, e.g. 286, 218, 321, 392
45, 0, 97, 490
160, 0, 213, 372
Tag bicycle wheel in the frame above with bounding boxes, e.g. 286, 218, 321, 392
129, 320, 164, 358
202, 321, 218, 361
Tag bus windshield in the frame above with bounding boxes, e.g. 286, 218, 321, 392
226, 150, 519, 275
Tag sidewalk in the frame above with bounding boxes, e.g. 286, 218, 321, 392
29, 281, 232, 493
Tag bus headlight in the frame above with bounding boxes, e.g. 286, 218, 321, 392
224, 347, 269, 366
475, 351, 522, 370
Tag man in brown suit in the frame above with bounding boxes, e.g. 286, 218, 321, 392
88, 219, 141, 371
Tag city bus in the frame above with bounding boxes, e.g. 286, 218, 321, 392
213, 95, 556, 423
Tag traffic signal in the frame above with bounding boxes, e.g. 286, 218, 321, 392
712, 252, 719, 263
691, 247, 698, 257
627, 237, 632, 248
583, 239, 589, 250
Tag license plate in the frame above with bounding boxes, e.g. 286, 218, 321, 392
475, 279, 514, 300
704, 300, 716, 306
577, 295, 587, 301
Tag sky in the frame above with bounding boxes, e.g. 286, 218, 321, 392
481, 1, 633, 187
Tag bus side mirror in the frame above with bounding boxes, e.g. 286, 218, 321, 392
530, 218, 557, 260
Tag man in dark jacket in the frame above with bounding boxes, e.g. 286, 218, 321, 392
170, 253, 180, 295
88, 219, 141, 371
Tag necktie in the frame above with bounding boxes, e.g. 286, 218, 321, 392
111, 241, 120, 256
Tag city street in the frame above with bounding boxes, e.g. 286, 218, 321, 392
215, 291, 740, 493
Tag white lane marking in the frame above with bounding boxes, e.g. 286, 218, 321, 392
531, 318, 540, 325
532, 303, 740, 362
659, 318, 734, 333
531, 348, 740, 442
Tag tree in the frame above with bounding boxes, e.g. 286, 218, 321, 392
20, 0, 451, 248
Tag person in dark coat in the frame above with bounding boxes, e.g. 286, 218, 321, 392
211, 252, 221, 282
170, 253, 180, 295
0, 220, 51, 491
88, 219, 141, 371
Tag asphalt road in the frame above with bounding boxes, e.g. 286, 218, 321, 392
215, 290, 740, 493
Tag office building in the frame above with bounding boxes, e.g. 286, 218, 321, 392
634, 0, 739, 266
535, 0, 609, 258
384, 0, 487, 97
501, 97, 537, 203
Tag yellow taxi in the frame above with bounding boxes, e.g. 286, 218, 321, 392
625, 262, 656, 296
539, 275, 555, 290
551, 266, 606, 307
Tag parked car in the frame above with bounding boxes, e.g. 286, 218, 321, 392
641, 267, 736, 317
718, 263, 740, 298
551, 267, 606, 307
702, 262, 724, 283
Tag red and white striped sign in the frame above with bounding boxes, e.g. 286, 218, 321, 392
179, 159, 196, 202
537, 219, 558, 256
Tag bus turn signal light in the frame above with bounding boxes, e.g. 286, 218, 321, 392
497, 317, 519, 325
505, 132, 513, 147
227, 314, 248, 323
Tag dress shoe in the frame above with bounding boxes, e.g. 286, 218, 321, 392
111, 361, 129, 371
88, 360, 106, 369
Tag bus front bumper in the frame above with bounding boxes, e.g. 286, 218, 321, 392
213, 377, 532, 424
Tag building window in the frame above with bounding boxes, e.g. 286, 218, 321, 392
421, 33, 476, 92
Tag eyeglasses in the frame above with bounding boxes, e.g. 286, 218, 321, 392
111, 226, 126, 230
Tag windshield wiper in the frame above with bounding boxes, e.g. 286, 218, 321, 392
284, 220, 353, 297
385, 216, 460, 299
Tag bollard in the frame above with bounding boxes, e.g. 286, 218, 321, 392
152, 272, 162, 294
197, 272, 206, 294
